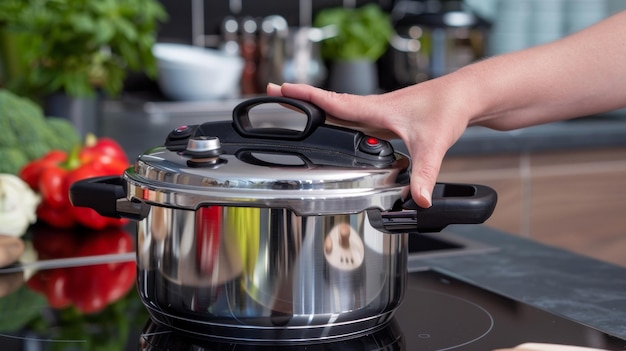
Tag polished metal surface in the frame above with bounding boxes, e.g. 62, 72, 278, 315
125, 146, 411, 215
186, 136, 221, 153
136, 205, 407, 341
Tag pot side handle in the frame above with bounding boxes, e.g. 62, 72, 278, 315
69, 176, 150, 221
369, 183, 497, 233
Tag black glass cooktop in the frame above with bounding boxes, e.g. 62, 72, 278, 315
1, 263, 625, 351
0, 226, 623, 350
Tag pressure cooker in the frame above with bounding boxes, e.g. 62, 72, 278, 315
69, 96, 497, 342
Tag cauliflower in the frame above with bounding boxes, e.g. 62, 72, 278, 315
0, 174, 40, 236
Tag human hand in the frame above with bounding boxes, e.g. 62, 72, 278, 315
266, 82, 471, 208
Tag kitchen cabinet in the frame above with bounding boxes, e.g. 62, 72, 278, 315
438, 146, 626, 267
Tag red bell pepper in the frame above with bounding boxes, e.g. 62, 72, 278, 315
79, 134, 129, 165
39, 164, 71, 208
19, 150, 67, 192
19, 135, 131, 230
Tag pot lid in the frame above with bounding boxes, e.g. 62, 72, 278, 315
124, 97, 411, 215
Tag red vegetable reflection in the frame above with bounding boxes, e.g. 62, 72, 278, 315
26, 226, 136, 314
196, 206, 222, 274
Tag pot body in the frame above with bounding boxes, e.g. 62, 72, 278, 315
136, 204, 407, 341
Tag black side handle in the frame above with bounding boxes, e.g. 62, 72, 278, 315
232, 96, 326, 140
69, 176, 150, 221
368, 183, 497, 233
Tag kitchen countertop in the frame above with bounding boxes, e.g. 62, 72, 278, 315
413, 225, 626, 340
446, 112, 626, 156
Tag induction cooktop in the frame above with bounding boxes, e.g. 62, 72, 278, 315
1, 228, 625, 351
1, 266, 625, 351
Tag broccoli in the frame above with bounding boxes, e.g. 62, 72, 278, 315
44, 117, 82, 152
0, 89, 82, 174
0, 90, 48, 144
0, 147, 29, 175
22, 142, 51, 160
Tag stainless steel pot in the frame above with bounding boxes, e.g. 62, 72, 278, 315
69, 96, 496, 342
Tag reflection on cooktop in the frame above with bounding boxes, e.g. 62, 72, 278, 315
1, 269, 625, 351
138, 282, 496, 350
398, 270, 626, 350
139, 270, 626, 350
140, 318, 405, 350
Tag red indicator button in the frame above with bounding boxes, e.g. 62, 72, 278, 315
366, 137, 379, 146
175, 125, 188, 133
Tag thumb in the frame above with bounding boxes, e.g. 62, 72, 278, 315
407, 143, 447, 208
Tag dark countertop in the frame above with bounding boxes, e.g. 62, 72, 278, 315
447, 113, 626, 156
412, 225, 626, 340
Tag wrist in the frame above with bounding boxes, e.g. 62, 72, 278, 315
415, 65, 484, 128
443, 63, 490, 126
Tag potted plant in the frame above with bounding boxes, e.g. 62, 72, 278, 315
0, 0, 167, 134
313, 4, 394, 94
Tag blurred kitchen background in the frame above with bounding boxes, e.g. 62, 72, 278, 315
4, 0, 626, 109
2, 0, 626, 267
126, 0, 626, 98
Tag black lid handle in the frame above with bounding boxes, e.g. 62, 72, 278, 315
232, 96, 326, 140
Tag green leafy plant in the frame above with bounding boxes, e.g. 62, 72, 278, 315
0, 0, 167, 98
314, 4, 394, 62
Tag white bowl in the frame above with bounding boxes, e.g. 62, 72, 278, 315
152, 43, 244, 101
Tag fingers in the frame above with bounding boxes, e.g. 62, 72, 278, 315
267, 82, 329, 103
266, 82, 282, 96
267, 83, 400, 140
0, 235, 24, 268
267, 83, 375, 123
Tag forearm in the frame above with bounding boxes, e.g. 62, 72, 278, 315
449, 10, 626, 130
